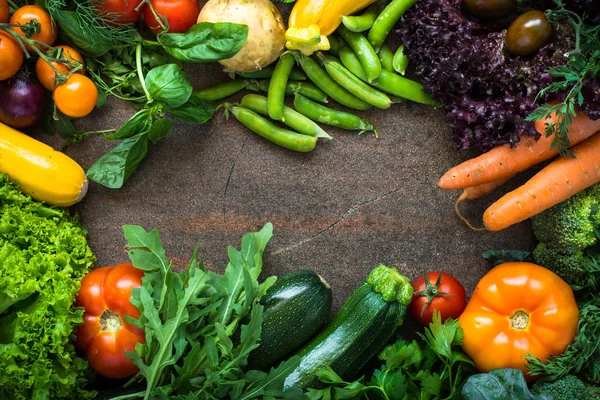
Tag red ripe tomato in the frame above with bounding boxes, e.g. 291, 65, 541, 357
143, 0, 200, 35
409, 271, 467, 325
75, 262, 145, 379
94, 0, 145, 25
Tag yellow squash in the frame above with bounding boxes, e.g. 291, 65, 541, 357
286, 0, 378, 55
0, 121, 88, 207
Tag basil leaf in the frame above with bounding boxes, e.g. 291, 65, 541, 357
145, 64, 192, 108
482, 250, 532, 267
148, 118, 172, 144
158, 22, 248, 63
167, 97, 217, 125
462, 369, 548, 400
107, 109, 154, 141
87, 133, 149, 189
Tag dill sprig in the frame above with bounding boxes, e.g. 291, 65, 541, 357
526, 0, 600, 157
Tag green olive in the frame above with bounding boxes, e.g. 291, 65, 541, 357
505, 10, 553, 56
463, 0, 516, 19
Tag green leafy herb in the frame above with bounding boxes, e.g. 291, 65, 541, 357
482, 250, 533, 267
307, 311, 475, 400
526, 0, 600, 157
158, 22, 249, 63
144, 64, 193, 108
462, 369, 548, 400
0, 174, 96, 400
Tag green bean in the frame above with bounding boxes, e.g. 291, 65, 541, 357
239, 66, 307, 81
339, 42, 436, 106
368, 0, 417, 52
267, 53, 295, 121
192, 80, 250, 101
293, 93, 376, 135
341, 3, 380, 32
240, 94, 332, 140
229, 105, 317, 152
337, 25, 381, 83
255, 80, 329, 104
296, 53, 371, 111
378, 44, 394, 72
318, 53, 391, 109
328, 35, 340, 57
392, 44, 409, 75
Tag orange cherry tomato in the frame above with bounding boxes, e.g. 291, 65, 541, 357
75, 262, 145, 379
143, 0, 200, 35
0, 0, 9, 23
54, 74, 98, 118
36, 45, 85, 91
10, 5, 58, 51
459, 262, 579, 380
0, 31, 24, 81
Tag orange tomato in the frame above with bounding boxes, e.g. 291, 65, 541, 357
75, 263, 145, 379
54, 74, 98, 118
10, 5, 58, 51
36, 45, 85, 90
0, 0, 9, 23
0, 31, 24, 81
459, 262, 579, 380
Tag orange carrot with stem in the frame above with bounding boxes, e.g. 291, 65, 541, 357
455, 177, 511, 230
438, 110, 600, 190
483, 132, 600, 231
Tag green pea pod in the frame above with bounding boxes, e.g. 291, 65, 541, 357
319, 53, 391, 110
229, 105, 318, 152
268, 53, 296, 121
240, 94, 332, 139
256, 80, 329, 104
296, 53, 371, 111
192, 79, 251, 101
293, 93, 376, 135
339, 41, 436, 106
337, 25, 381, 83
368, 0, 417, 52
328, 36, 341, 57
341, 3, 380, 32
392, 44, 409, 75
239, 66, 307, 81
378, 44, 394, 72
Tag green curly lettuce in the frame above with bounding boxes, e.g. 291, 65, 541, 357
0, 174, 96, 400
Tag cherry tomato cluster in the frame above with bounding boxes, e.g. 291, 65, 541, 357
94, 0, 200, 35
0, 3, 98, 118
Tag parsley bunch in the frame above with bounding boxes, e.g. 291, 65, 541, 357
527, 0, 600, 157
306, 312, 476, 400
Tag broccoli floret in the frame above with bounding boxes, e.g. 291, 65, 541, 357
586, 382, 600, 400
532, 184, 600, 288
532, 375, 587, 400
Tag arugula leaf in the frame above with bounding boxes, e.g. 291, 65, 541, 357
158, 22, 249, 63
236, 357, 307, 400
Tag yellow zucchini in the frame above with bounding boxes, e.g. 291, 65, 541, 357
286, 0, 378, 55
0, 121, 88, 207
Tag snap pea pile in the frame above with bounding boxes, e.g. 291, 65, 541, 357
195, 0, 436, 153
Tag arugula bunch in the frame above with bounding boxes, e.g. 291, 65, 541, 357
526, 0, 600, 157
306, 312, 475, 400
111, 223, 305, 400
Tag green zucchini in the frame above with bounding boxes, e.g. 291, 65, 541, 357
283, 265, 414, 389
248, 270, 333, 371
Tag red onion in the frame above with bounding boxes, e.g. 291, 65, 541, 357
0, 70, 46, 129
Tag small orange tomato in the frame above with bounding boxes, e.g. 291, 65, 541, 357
0, 0, 9, 23
54, 74, 98, 118
36, 45, 85, 90
0, 31, 24, 81
459, 262, 579, 380
10, 5, 58, 51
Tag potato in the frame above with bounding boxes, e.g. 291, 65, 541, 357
197, 0, 286, 73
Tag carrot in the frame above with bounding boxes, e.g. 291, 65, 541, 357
455, 177, 511, 231
483, 132, 600, 231
438, 110, 600, 190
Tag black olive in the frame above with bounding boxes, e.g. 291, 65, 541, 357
463, 0, 517, 19
505, 10, 553, 56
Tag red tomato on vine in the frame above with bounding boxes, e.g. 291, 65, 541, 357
409, 271, 467, 324
94, 0, 145, 25
143, 0, 200, 35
